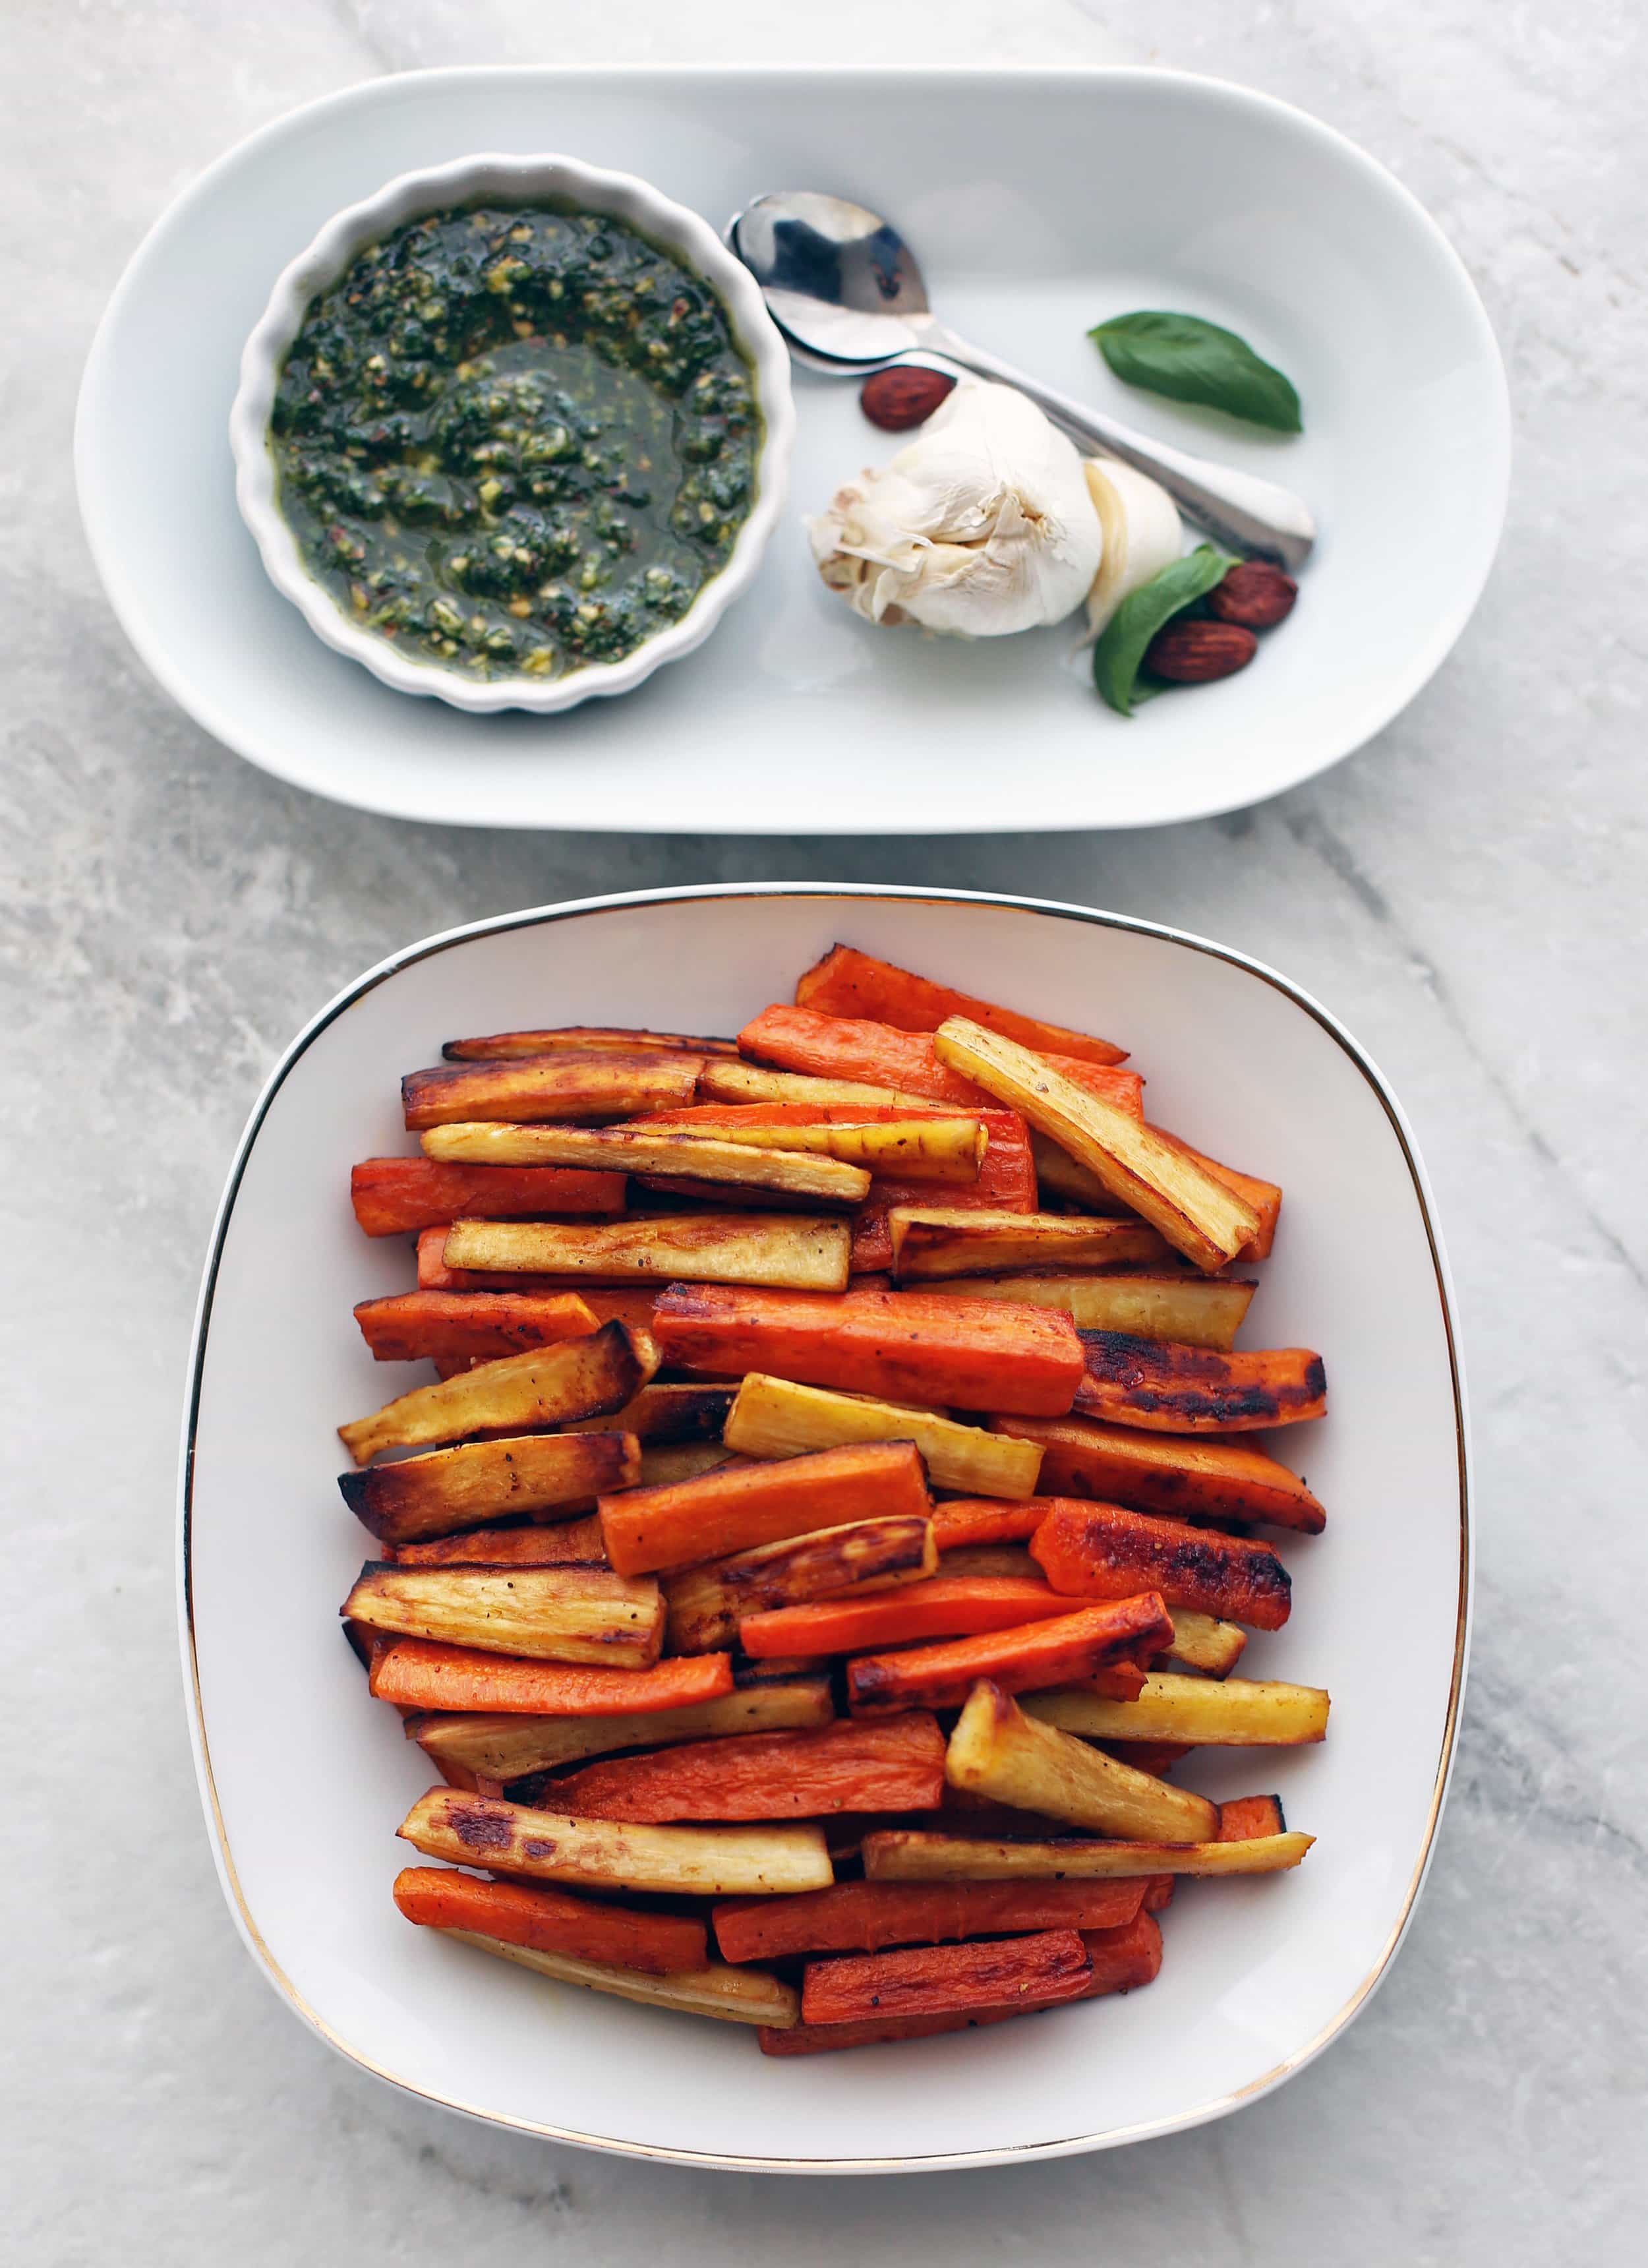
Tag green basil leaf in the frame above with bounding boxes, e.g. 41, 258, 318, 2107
1092, 545, 1239, 717
1090, 311, 1302, 433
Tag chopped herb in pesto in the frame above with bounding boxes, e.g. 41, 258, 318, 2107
269, 203, 759, 681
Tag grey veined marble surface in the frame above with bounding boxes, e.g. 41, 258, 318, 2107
5, 1, 1645, 2260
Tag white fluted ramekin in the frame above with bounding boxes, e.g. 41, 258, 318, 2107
229, 152, 794, 715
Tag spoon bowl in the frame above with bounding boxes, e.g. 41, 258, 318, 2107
731, 187, 1317, 568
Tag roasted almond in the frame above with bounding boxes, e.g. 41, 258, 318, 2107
1143, 620, 1257, 684
1207, 562, 1298, 628
860, 367, 957, 432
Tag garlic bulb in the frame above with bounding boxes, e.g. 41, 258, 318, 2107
808, 381, 1103, 637
1082, 458, 1185, 636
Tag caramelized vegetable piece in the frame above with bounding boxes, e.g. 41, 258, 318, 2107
398, 1785, 833, 1896
423, 1120, 872, 1203
446, 1929, 800, 2026
565, 1382, 735, 1445
342, 1561, 664, 1668
697, 1061, 928, 1109
713, 1872, 1145, 1961
599, 1440, 929, 1578
393, 1865, 709, 1975
350, 1156, 626, 1235
1218, 1793, 1288, 1840
862, 1827, 1314, 1882
724, 1373, 1044, 1499
441, 1026, 736, 1061
653, 1282, 1084, 1416
920, 1272, 1256, 1353
1073, 1907, 1164, 1998
1032, 1499, 1292, 1630
414, 1679, 836, 1780
928, 1499, 1049, 1551
1154, 1131, 1282, 1260
1025, 1673, 1330, 1746
338, 1322, 653, 1466
441, 1214, 851, 1292
846, 1596, 1170, 1717
386, 1518, 611, 1568
1074, 1332, 1326, 1433
340, 1431, 637, 1545
626, 1110, 990, 1183
1160, 1608, 1249, 1677
794, 943, 1128, 1065
888, 1209, 1171, 1278
800, 1926, 1092, 2027
932, 1018, 1258, 1272
539, 1714, 947, 1822
740, 1005, 1145, 1116
990, 1413, 1326, 1534
369, 1637, 733, 1716
945, 1679, 1220, 1841
664, 1515, 936, 1654
403, 1054, 701, 1129
352, 1289, 599, 1365
739, 1575, 1079, 1659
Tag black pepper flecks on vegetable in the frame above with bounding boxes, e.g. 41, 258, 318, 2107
269, 203, 759, 680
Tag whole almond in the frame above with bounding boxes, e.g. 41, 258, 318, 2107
1207, 561, 1298, 628
1143, 619, 1258, 683
860, 367, 957, 431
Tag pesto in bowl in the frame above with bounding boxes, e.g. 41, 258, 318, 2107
268, 202, 759, 684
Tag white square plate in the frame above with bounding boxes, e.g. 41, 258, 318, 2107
182, 884, 1470, 2170
81, 68, 1508, 831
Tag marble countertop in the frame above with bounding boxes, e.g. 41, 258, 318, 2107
6, 1, 1643, 2259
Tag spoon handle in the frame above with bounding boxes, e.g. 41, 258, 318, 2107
919, 322, 1315, 570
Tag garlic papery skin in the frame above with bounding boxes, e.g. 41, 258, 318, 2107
1082, 458, 1185, 637
807, 381, 1104, 638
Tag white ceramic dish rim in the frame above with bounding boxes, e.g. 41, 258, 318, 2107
80, 64, 1510, 827
227, 148, 797, 714
177, 881, 1472, 2172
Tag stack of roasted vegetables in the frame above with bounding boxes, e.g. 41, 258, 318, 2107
338, 945, 1330, 2056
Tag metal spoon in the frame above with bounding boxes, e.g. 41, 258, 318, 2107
730, 191, 1315, 570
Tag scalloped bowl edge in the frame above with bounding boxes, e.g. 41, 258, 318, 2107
227, 151, 796, 715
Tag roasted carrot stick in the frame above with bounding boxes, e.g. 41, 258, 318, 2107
738, 1006, 1144, 1116
351, 1157, 626, 1235
415, 1224, 581, 1294
652, 1282, 1084, 1416
599, 1440, 930, 1578
928, 1499, 1049, 1551
738, 1576, 1080, 1659
845, 1595, 1171, 1716
537, 1714, 947, 1822
800, 1926, 1092, 2027
1073, 1332, 1327, 1433
368, 1637, 734, 1716
353, 1290, 599, 1365
1218, 1793, 1287, 1840
793, 944, 1129, 1066
1073, 1908, 1163, 1998
1030, 1500, 1292, 1630
392, 1865, 708, 1975
713, 1874, 1145, 1961
386, 1516, 610, 1568
757, 2005, 1022, 2056
987, 1414, 1326, 1535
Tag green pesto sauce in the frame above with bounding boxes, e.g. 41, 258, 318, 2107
269, 202, 758, 682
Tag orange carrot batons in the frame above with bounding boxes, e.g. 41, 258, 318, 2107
392, 1866, 708, 1975
652, 1282, 1084, 1416
794, 943, 1128, 1065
